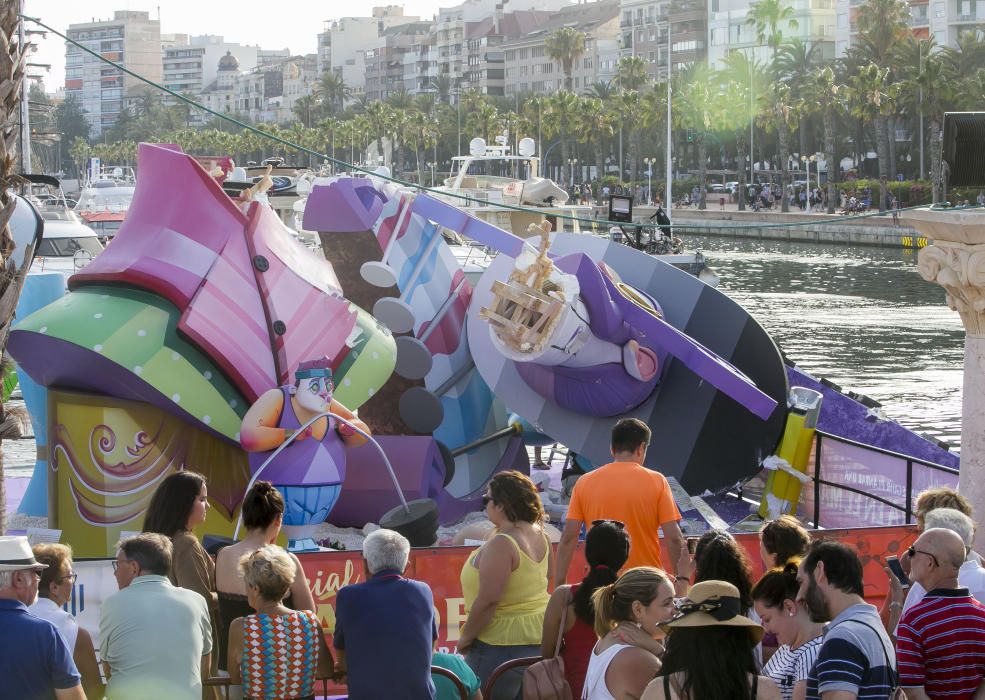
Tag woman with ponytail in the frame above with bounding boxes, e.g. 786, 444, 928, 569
540, 520, 630, 698
215, 481, 316, 678
581, 567, 676, 700
752, 560, 824, 700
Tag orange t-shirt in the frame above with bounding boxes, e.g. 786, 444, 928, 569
566, 461, 681, 572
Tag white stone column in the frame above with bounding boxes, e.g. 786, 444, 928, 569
904, 208, 985, 549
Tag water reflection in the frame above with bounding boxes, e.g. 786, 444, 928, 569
688, 235, 964, 449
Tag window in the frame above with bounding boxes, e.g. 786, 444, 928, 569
935, 1, 945, 17
837, 12, 848, 27
711, 27, 727, 44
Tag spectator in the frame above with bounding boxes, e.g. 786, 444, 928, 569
215, 481, 315, 675
334, 529, 437, 699
31, 543, 103, 699
101, 533, 213, 700
555, 418, 683, 586
896, 528, 985, 699
459, 471, 553, 700
753, 561, 824, 700
432, 652, 481, 700
914, 487, 972, 532
541, 520, 631, 698
227, 545, 332, 699
798, 541, 897, 700
677, 530, 753, 610
642, 580, 780, 700
583, 567, 677, 699
143, 470, 217, 662
0, 536, 83, 700
888, 508, 985, 633
760, 516, 811, 570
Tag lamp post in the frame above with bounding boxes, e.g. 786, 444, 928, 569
644, 157, 655, 204
567, 158, 578, 186
426, 161, 436, 187
801, 154, 816, 213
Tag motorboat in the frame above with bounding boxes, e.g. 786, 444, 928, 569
432, 136, 594, 236
23, 174, 104, 276
74, 166, 135, 241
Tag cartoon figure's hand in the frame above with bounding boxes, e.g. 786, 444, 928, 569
337, 423, 356, 438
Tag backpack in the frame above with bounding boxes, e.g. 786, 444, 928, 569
522, 589, 574, 700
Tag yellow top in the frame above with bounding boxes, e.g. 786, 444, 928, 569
460, 531, 551, 646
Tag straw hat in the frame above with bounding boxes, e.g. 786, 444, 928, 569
661, 580, 763, 643
0, 536, 48, 572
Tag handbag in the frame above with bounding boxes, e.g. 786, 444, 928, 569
522, 588, 574, 700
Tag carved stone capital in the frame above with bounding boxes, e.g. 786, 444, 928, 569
918, 240, 985, 336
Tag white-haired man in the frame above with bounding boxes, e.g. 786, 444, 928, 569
0, 536, 84, 699
887, 507, 985, 632
334, 529, 437, 699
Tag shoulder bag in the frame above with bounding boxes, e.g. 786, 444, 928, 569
522, 587, 574, 700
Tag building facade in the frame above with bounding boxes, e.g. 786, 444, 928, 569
834, 0, 984, 56
64, 10, 162, 136
163, 35, 260, 112
708, 0, 833, 69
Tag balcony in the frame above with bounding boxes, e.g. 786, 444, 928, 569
909, 14, 930, 24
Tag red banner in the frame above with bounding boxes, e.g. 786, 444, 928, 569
299, 524, 917, 653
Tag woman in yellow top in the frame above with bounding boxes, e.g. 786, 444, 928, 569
459, 470, 554, 700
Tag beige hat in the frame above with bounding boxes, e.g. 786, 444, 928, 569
0, 536, 48, 572
661, 580, 763, 643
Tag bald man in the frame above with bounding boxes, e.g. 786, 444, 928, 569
897, 528, 985, 700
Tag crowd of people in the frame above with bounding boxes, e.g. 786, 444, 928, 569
3, 417, 985, 700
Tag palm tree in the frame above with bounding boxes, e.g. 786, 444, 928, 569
614, 56, 650, 92
758, 82, 796, 212
845, 63, 901, 211
545, 28, 587, 92
676, 64, 715, 209
807, 66, 843, 213
901, 49, 954, 202
721, 51, 767, 211
363, 100, 394, 166
583, 80, 615, 100
468, 101, 501, 143
746, 0, 799, 65
543, 91, 581, 179
776, 38, 821, 158
316, 71, 350, 115
579, 98, 616, 183
428, 75, 453, 104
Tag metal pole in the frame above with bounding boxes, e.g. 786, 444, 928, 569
748, 56, 753, 183
457, 91, 462, 157
919, 42, 925, 179
619, 126, 623, 184
18, 4, 31, 176
665, 35, 672, 214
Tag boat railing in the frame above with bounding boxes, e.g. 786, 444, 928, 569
805, 429, 958, 529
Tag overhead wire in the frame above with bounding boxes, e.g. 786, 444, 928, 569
22, 13, 962, 232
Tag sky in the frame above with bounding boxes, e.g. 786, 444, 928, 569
26, 0, 447, 92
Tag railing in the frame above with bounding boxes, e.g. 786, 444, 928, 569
808, 430, 958, 529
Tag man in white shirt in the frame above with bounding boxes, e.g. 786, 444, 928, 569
888, 508, 985, 632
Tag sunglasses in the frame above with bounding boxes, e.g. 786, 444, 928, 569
907, 546, 940, 567
482, 495, 494, 508
592, 519, 626, 529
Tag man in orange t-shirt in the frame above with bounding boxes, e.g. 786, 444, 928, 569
555, 418, 684, 586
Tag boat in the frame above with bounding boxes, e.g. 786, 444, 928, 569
23, 174, 104, 276
433, 136, 595, 236
74, 165, 135, 242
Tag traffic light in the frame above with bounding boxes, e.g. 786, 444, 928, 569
686, 128, 694, 143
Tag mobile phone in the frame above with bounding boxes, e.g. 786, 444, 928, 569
886, 556, 910, 588
686, 537, 699, 555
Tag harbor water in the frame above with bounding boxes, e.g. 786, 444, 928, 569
689, 233, 964, 450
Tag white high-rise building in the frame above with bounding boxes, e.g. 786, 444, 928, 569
163, 35, 260, 104
708, 0, 834, 70
834, 0, 984, 57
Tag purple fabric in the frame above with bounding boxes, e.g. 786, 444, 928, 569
787, 365, 959, 469
302, 179, 386, 233
247, 387, 345, 487
554, 253, 630, 343
516, 360, 655, 418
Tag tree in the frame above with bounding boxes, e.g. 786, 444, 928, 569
578, 98, 616, 182
363, 100, 394, 166
56, 97, 90, 174
545, 27, 587, 92
316, 71, 350, 115
807, 66, 843, 213
758, 82, 796, 212
583, 80, 615, 100
901, 47, 953, 202
543, 91, 581, 181
746, 0, 799, 65
614, 55, 650, 92
721, 51, 767, 211
776, 38, 821, 158
845, 63, 900, 211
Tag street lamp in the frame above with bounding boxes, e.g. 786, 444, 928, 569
801, 154, 816, 213
567, 158, 578, 186
643, 157, 655, 204
426, 161, 436, 187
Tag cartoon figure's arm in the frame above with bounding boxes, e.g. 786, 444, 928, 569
239, 389, 290, 452
330, 399, 370, 448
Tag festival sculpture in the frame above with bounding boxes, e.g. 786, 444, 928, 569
239, 358, 370, 551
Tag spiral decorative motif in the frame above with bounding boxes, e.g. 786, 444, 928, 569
918, 241, 985, 337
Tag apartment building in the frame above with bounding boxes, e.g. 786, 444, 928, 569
708, 0, 833, 69
198, 52, 317, 124
365, 21, 433, 101
65, 10, 162, 136
163, 35, 259, 112
317, 6, 420, 99
835, 0, 984, 56
503, 0, 621, 96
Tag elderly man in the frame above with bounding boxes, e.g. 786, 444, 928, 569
897, 528, 985, 699
887, 508, 985, 633
100, 533, 212, 700
334, 529, 437, 699
0, 536, 84, 699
